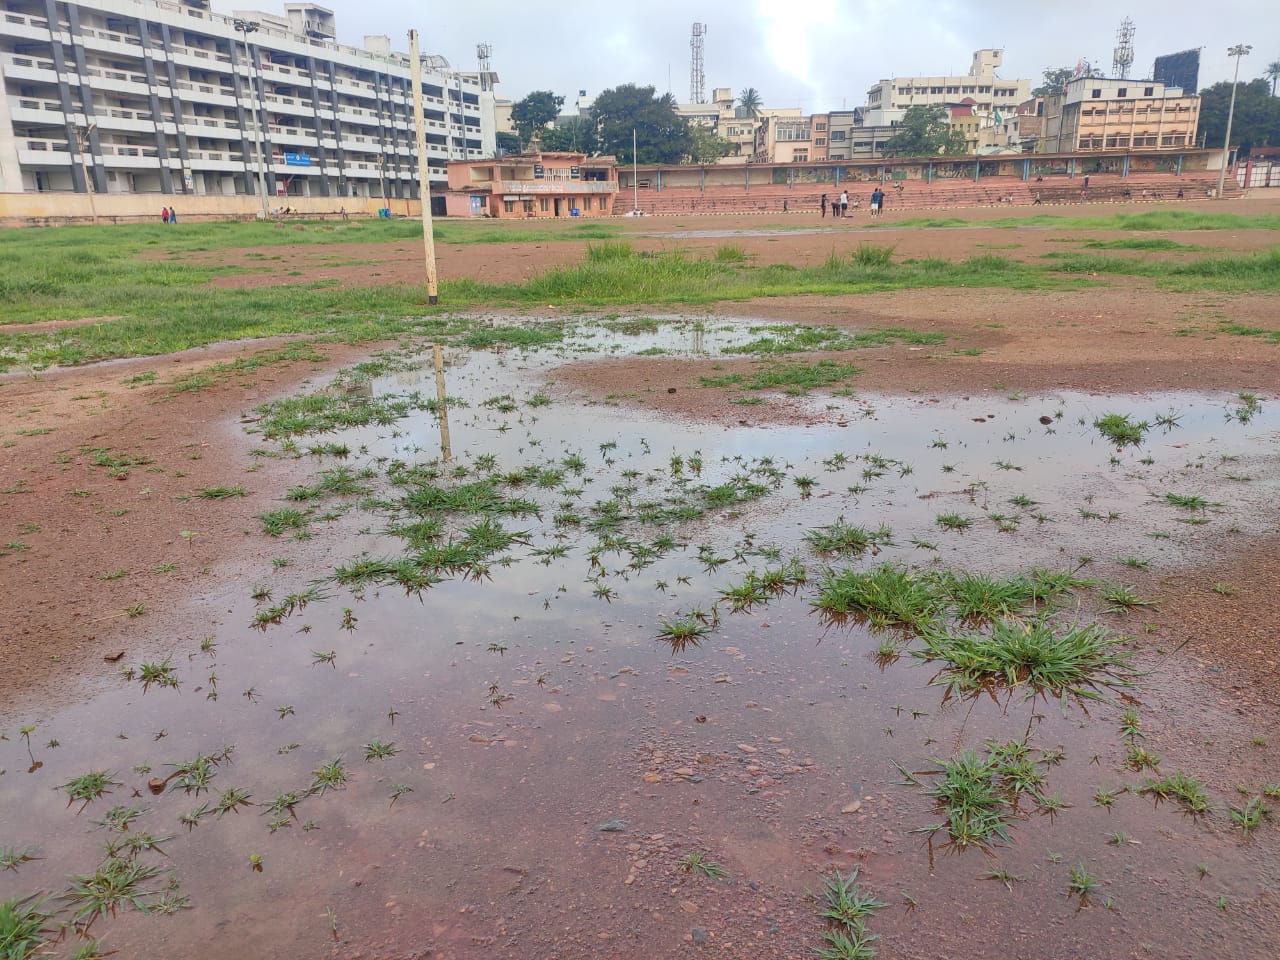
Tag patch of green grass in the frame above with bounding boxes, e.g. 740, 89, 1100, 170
61, 770, 121, 810
914, 616, 1136, 705
805, 519, 893, 556
1140, 772, 1211, 815
0, 894, 55, 957
812, 563, 940, 630
1094, 413, 1149, 446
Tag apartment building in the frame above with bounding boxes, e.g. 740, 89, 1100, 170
675, 88, 791, 164
444, 149, 617, 219
862, 48, 1030, 130
0, 0, 496, 201
1040, 76, 1199, 153
751, 110, 818, 164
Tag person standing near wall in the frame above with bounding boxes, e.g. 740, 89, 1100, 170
839, 190, 849, 217
161, 207, 169, 224
820, 193, 828, 218
169, 206, 177, 224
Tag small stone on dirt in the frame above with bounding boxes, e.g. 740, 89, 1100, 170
595, 818, 629, 833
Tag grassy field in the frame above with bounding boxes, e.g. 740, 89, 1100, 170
1, 214, 1278, 371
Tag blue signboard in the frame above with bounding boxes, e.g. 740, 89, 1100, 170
284, 153, 312, 167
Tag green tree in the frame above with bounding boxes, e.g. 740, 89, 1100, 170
495, 131, 520, 156
686, 124, 732, 163
541, 117, 593, 153
1032, 67, 1075, 99
738, 87, 762, 117
882, 105, 969, 157
510, 90, 564, 146
588, 83, 691, 164
1265, 60, 1280, 96
1198, 78, 1280, 154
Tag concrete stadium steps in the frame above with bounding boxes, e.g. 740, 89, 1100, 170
625, 171, 1235, 217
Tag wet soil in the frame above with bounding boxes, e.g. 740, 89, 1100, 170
2, 203, 1279, 959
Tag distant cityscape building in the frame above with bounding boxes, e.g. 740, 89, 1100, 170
862, 49, 1031, 129
1040, 75, 1200, 153
0, 0, 496, 199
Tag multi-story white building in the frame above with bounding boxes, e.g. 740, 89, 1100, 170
862, 48, 1030, 131
0, 0, 496, 202
1039, 76, 1200, 154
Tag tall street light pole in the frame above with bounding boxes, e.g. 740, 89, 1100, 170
234, 18, 271, 219
1217, 43, 1252, 199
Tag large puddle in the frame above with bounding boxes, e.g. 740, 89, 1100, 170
3, 323, 1278, 959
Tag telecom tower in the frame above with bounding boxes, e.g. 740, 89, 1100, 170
476, 42, 496, 92
690, 23, 707, 104
1112, 17, 1135, 79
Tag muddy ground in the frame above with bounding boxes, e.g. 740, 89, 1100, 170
1, 198, 1278, 959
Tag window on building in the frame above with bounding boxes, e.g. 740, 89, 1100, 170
503, 199, 515, 213
1117, 88, 1127, 98
581, 197, 591, 210
539, 198, 549, 211
946, 86, 959, 93
521, 199, 533, 213
829, 130, 846, 141
1144, 86, 1154, 96
1091, 89, 1102, 98
962, 86, 975, 93
793, 152, 808, 162
815, 137, 826, 145
815, 122, 826, 130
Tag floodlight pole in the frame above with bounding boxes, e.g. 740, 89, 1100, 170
234, 18, 271, 219
408, 29, 440, 304
1216, 44, 1252, 199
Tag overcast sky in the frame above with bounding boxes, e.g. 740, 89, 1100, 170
226, 1, 1276, 111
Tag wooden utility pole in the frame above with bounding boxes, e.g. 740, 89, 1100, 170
408, 29, 440, 304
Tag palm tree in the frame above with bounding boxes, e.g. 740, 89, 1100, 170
738, 87, 762, 117
1266, 60, 1280, 96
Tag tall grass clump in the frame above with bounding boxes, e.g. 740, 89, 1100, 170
851, 243, 895, 267
584, 240, 635, 263
913, 616, 1137, 705
813, 563, 940, 630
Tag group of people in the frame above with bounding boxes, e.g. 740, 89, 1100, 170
820, 186, 889, 219
160, 206, 177, 224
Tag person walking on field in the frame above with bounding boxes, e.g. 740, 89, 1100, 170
820, 193, 828, 218
839, 190, 849, 217
168, 206, 177, 224
161, 206, 169, 224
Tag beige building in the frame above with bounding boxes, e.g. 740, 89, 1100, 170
863, 49, 1031, 130
677, 87, 801, 164
1040, 76, 1200, 153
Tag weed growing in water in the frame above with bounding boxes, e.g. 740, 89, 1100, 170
1140, 773, 1212, 816
0, 847, 38, 872
61, 771, 121, 811
1068, 863, 1099, 906
656, 611, 713, 653
364, 738, 398, 761
813, 563, 940, 630
815, 867, 884, 959
1229, 796, 1269, 837
1094, 413, 1149, 447
0, 894, 54, 956
914, 617, 1137, 706
309, 757, 348, 796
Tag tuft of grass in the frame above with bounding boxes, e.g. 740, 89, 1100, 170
913, 616, 1137, 705
1094, 413, 1149, 447
1229, 795, 1269, 837
812, 563, 940, 630
656, 611, 713, 653
61, 771, 121, 810
0, 894, 55, 957
678, 850, 730, 880
1140, 773, 1211, 816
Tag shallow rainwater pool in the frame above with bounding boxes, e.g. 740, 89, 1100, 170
3, 335, 1277, 959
